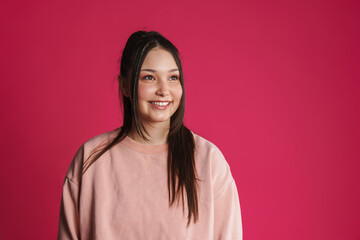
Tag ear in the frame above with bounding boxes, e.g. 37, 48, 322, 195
118, 75, 131, 98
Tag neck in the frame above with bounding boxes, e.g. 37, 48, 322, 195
128, 121, 169, 145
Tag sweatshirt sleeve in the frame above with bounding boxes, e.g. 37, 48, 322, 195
57, 177, 80, 240
57, 145, 84, 240
214, 179, 243, 240
210, 146, 243, 240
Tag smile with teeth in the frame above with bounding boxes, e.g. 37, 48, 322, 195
150, 101, 171, 106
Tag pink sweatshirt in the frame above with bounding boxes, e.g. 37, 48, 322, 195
57, 128, 242, 239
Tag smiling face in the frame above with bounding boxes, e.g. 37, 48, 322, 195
137, 47, 183, 127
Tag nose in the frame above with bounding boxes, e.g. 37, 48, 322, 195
155, 78, 170, 96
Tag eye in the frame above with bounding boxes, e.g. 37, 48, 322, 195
143, 75, 155, 80
169, 75, 179, 81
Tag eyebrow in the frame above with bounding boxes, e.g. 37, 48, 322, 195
140, 68, 179, 73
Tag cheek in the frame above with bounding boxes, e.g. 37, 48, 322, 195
137, 84, 153, 100
174, 85, 183, 102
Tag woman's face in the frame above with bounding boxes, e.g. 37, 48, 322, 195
137, 47, 183, 126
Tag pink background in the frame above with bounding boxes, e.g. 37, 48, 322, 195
1, 0, 359, 239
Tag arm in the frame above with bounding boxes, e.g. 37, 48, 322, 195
210, 146, 243, 239
57, 177, 80, 240
57, 145, 84, 239
214, 179, 243, 240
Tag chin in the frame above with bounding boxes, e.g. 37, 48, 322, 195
151, 118, 171, 123
147, 116, 172, 123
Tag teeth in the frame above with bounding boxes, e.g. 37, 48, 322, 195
152, 102, 170, 106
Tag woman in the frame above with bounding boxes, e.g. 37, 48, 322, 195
57, 31, 242, 239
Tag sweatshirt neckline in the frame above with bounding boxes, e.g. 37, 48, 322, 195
121, 135, 168, 154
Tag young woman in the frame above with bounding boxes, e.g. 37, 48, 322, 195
57, 31, 242, 239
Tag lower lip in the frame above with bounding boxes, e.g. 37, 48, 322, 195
150, 102, 171, 110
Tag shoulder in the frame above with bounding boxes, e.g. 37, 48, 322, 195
65, 127, 120, 184
191, 131, 226, 161
82, 127, 120, 152
191, 131, 220, 153
190, 131, 234, 189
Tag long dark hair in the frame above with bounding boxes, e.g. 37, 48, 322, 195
82, 31, 199, 226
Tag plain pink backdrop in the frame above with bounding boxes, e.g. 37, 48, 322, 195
1, 0, 359, 239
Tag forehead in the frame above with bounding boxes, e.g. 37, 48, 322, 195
141, 47, 178, 70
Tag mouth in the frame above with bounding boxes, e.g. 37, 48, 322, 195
149, 101, 171, 106
149, 101, 172, 109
